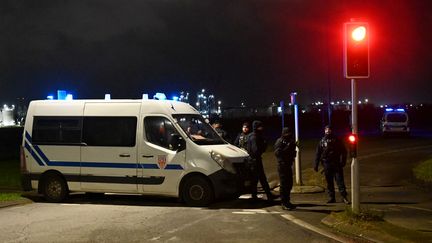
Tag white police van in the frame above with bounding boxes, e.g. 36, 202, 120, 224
381, 108, 410, 136
21, 99, 250, 206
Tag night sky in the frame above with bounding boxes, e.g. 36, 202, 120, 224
1, 0, 431, 106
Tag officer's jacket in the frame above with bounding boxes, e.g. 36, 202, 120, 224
274, 136, 297, 164
234, 132, 249, 150
314, 134, 347, 168
246, 132, 267, 160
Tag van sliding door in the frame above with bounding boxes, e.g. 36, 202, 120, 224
81, 103, 140, 193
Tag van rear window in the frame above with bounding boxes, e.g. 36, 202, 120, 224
82, 117, 137, 147
32, 117, 82, 145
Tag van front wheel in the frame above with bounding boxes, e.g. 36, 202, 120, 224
182, 176, 214, 207
43, 174, 68, 202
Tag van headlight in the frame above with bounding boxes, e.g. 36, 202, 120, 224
210, 151, 236, 174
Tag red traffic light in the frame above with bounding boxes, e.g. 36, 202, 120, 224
348, 134, 357, 143
343, 21, 370, 79
351, 26, 366, 41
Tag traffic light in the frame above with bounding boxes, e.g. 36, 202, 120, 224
344, 22, 369, 78
347, 134, 358, 158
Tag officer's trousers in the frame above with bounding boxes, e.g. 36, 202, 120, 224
277, 161, 293, 204
323, 164, 347, 199
250, 158, 272, 198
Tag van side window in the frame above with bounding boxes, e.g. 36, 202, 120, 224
83, 117, 137, 147
144, 117, 178, 151
32, 117, 82, 145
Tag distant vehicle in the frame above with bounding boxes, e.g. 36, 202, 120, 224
381, 108, 410, 136
20, 99, 250, 206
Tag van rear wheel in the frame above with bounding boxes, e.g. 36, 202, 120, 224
182, 176, 214, 207
43, 174, 68, 202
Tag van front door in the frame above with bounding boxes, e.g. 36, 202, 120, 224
81, 103, 140, 193
138, 116, 186, 195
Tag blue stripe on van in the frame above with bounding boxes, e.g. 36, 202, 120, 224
81, 162, 139, 169
33, 145, 51, 165
141, 164, 160, 169
24, 133, 183, 170
24, 141, 45, 166
25, 131, 32, 143
165, 164, 184, 170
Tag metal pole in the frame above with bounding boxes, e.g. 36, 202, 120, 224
280, 101, 285, 130
351, 78, 360, 213
291, 92, 302, 186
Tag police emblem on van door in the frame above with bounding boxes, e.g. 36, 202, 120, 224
158, 155, 167, 169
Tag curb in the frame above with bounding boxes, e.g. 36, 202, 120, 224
292, 185, 325, 194
321, 214, 384, 243
0, 198, 33, 209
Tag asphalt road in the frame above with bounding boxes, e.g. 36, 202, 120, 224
1, 135, 431, 243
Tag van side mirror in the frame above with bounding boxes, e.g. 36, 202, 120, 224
171, 133, 186, 152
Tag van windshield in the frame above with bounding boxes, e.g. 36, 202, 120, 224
386, 113, 407, 122
173, 114, 226, 145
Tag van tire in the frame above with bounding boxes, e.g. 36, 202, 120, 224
43, 174, 68, 202
182, 176, 214, 207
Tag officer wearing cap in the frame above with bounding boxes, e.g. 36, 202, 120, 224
274, 127, 297, 210
314, 125, 349, 204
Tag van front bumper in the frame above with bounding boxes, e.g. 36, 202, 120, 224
208, 168, 250, 199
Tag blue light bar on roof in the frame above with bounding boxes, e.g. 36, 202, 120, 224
396, 108, 405, 112
154, 93, 167, 100
57, 90, 67, 100
385, 108, 393, 112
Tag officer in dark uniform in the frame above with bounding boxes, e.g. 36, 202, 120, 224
274, 127, 297, 210
246, 120, 276, 201
234, 122, 250, 150
314, 125, 349, 204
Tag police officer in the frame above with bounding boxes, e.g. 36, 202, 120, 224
246, 120, 276, 201
314, 125, 349, 204
234, 122, 250, 150
212, 121, 228, 140
274, 127, 297, 210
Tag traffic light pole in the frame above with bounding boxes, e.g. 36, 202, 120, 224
351, 78, 360, 213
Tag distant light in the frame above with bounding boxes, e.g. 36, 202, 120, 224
201, 89, 205, 93
365, 98, 369, 103
380, 105, 384, 108
385, 108, 394, 112
396, 108, 405, 112
105, 94, 111, 100
196, 102, 200, 106
330, 102, 335, 105
277, 107, 282, 113
153, 93, 166, 100
172, 96, 179, 101
57, 90, 67, 100
301, 110, 306, 114
47, 95, 54, 100
65, 94, 73, 101
358, 101, 362, 104
348, 101, 352, 105
218, 100, 221, 105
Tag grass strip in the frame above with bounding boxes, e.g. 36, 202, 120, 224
413, 158, 432, 183
0, 192, 23, 202
0, 159, 21, 189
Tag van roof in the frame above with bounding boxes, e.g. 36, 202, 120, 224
28, 99, 199, 116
